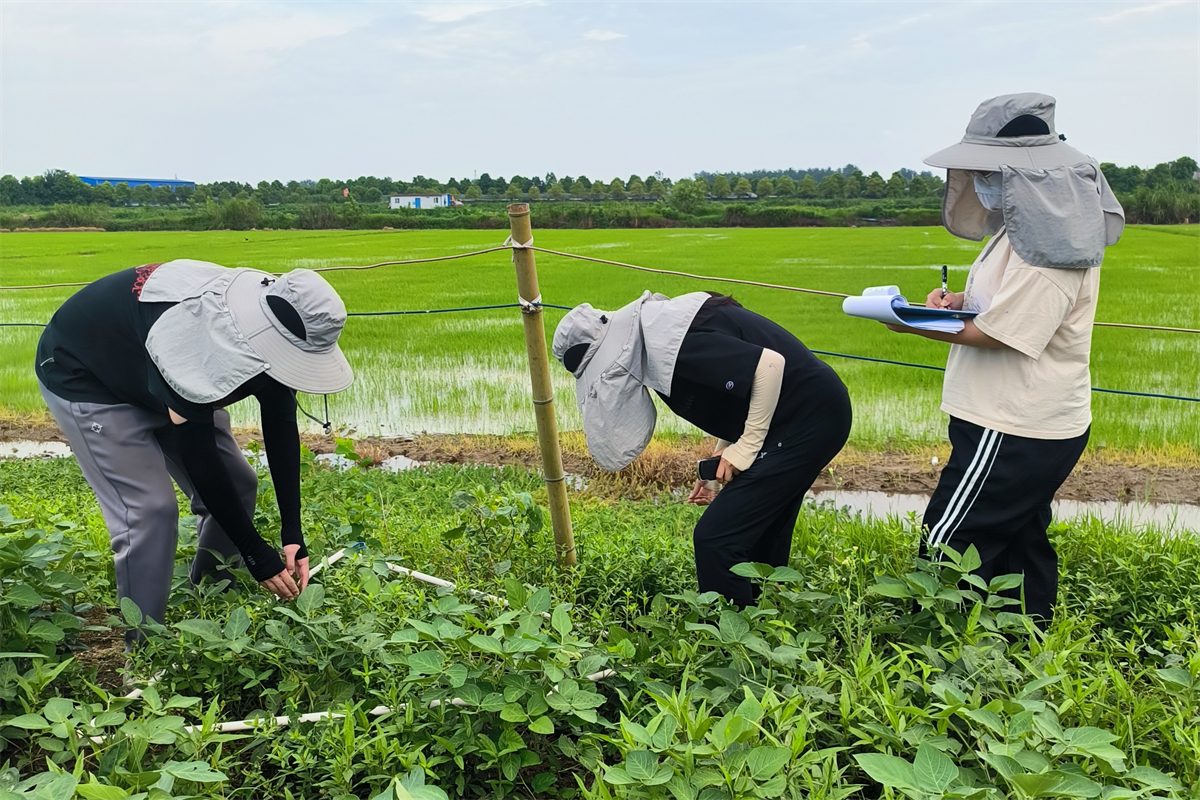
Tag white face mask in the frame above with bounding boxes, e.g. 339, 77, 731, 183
973, 171, 1004, 212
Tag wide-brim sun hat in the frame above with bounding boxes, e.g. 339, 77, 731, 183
923, 92, 1090, 172
225, 268, 354, 396
553, 300, 657, 472
142, 261, 354, 404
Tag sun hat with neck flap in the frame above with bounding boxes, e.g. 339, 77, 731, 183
140, 260, 354, 404
924, 92, 1125, 269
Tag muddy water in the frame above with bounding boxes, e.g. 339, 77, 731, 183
4, 439, 1196, 534
809, 490, 1200, 534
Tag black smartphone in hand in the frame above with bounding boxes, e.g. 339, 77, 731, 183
697, 456, 721, 482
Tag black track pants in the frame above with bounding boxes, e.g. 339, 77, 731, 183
694, 390, 852, 608
922, 417, 1089, 622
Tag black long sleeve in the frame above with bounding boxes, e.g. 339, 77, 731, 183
257, 381, 305, 560
167, 420, 286, 582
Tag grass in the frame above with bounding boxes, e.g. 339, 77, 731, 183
1, 226, 1197, 454
1, 455, 1198, 798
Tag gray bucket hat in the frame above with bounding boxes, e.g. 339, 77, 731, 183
552, 291, 708, 471
141, 260, 354, 403
924, 92, 1089, 171
925, 93, 1124, 268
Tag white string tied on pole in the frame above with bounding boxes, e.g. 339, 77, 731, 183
502, 234, 534, 263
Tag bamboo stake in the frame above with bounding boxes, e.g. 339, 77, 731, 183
506, 204, 576, 567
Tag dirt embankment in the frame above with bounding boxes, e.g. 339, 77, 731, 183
5, 417, 1195, 506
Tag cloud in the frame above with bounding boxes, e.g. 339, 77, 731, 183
410, 2, 533, 24
206, 11, 358, 59
1096, 0, 1187, 23
583, 29, 625, 41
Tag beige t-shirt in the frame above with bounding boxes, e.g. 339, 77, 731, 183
941, 229, 1100, 439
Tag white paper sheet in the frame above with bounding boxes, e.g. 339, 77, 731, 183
842, 286, 976, 333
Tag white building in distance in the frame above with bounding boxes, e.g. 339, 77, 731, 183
389, 193, 456, 209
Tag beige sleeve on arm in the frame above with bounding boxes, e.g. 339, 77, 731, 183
721, 348, 785, 472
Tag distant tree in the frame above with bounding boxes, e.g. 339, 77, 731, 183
608, 178, 626, 201
547, 182, 566, 200
733, 177, 753, 196
133, 183, 155, 205
797, 175, 817, 198
465, 183, 483, 200
756, 178, 774, 197
1169, 156, 1199, 182
886, 172, 907, 198
863, 172, 886, 199
527, 185, 541, 201
711, 175, 732, 197
235, 189, 250, 201
646, 178, 667, 199
92, 182, 117, 206
774, 175, 796, 197
151, 185, 172, 206
115, 182, 133, 205
690, 175, 709, 196
544, 172, 557, 186
561, 177, 575, 193
574, 175, 592, 191
505, 182, 523, 200
627, 177, 647, 197
843, 175, 862, 198
908, 175, 928, 198
668, 179, 708, 214
817, 173, 844, 198
0, 174, 20, 205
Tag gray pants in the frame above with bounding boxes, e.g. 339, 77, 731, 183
40, 382, 257, 643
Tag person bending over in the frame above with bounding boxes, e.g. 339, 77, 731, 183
553, 291, 851, 608
36, 260, 354, 643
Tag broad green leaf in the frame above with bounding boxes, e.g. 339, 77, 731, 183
162, 760, 228, 783
913, 742, 957, 792
528, 716, 554, 735
1008, 771, 1066, 798
77, 783, 131, 800
746, 746, 791, 781
602, 765, 636, 786
624, 751, 661, 783
961, 707, 1005, 735
987, 574, 1024, 593
766, 566, 803, 583
718, 611, 750, 643
469, 634, 504, 655
223, 607, 251, 640
551, 604, 572, 637
500, 703, 527, 722
4, 583, 42, 608
407, 651, 444, 676
734, 689, 764, 723
36, 773, 78, 800
28, 620, 65, 642
1155, 667, 1194, 690
503, 577, 528, 608
295, 584, 325, 615
120, 596, 143, 626
853, 753, 916, 790
3, 713, 48, 730
730, 562, 774, 579
871, 581, 912, 599
173, 619, 222, 642
525, 586, 552, 615
959, 545, 983, 572
1123, 765, 1182, 791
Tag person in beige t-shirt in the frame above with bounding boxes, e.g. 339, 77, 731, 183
884, 93, 1124, 625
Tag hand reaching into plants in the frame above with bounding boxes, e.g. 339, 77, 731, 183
258, 547, 307, 601
686, 480, 717, 506
283, 543, 310, 592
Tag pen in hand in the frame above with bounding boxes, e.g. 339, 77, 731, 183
941, 264, 948, 299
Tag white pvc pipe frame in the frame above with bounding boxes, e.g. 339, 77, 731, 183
95, 548, 615, 741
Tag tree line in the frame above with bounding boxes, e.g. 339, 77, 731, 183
1, 157, 1195, 226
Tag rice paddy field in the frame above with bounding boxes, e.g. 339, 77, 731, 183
1, 226, 1198, 453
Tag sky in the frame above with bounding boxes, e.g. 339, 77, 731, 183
2, 0, 1197, 184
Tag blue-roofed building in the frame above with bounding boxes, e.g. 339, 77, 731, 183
78, 177, 196, 190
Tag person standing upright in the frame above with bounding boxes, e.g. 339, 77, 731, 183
884, 93, 1125, 623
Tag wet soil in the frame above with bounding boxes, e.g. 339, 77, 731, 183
3, 417, 1197, 506
72, 607, 126, 691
